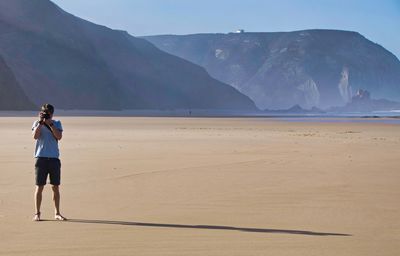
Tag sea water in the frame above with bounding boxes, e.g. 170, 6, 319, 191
276, 110, 400, 124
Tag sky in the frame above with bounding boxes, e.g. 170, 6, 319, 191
51, 0, 400, 58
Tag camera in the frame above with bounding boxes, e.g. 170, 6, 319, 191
40, 111, 51, 119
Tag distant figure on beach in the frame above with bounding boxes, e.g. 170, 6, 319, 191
31, 104, 67, 221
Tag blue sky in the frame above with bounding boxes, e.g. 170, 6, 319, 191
52, 0, 400, 58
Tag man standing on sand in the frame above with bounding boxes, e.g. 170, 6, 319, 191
31, 104, 67, 221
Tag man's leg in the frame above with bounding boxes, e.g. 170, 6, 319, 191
52, 185, 67, 220
34, 158, 47, 221
52, 185, 61, 215
34, 185, 44, 221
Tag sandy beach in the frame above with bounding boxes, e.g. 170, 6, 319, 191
0, 116, 399, 256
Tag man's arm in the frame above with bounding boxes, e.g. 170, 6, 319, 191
33, 112, 45, 140
32, 122, 43, 140
50, 124, 62, 141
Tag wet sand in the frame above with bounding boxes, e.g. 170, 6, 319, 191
0, 117, 399, 255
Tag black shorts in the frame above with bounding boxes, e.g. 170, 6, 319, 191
35, 157, 61, 186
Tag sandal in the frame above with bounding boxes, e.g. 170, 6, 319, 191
33, 212, 41, 221
55, 214, 67, 221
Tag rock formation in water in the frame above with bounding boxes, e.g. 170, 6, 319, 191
329, 89, 400, 112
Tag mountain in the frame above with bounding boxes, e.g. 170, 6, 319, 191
144, 30, 400, 110
0, 54, 36, 110
0, 0, 256, 111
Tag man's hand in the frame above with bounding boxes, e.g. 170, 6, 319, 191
38, 112, 45, 124
44, 119, 53, 126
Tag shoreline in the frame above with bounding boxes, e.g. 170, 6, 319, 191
0, 110, 399, 120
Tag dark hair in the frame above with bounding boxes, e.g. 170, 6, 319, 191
41, 103, 54, 114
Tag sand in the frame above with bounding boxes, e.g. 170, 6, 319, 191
0, 116, 399, 255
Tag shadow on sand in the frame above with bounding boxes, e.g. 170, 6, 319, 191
66, 219, 351, 237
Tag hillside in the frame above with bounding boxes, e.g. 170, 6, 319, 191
0, 54, 35, 110
145, 31, 400, 110
0, 0, 256, 111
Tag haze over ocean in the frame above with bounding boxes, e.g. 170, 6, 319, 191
52, 0, 400, 59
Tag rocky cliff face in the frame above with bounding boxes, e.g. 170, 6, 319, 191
0, 54, 35, 110
144, 30, 400, 110
0, 0, 256, 111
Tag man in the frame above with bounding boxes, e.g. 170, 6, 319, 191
31, 104, 67, 221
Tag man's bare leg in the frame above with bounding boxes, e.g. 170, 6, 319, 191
34, 185, 44, 221
52, 185, 67, 220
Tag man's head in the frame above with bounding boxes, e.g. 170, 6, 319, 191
40, 104, 54, 119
